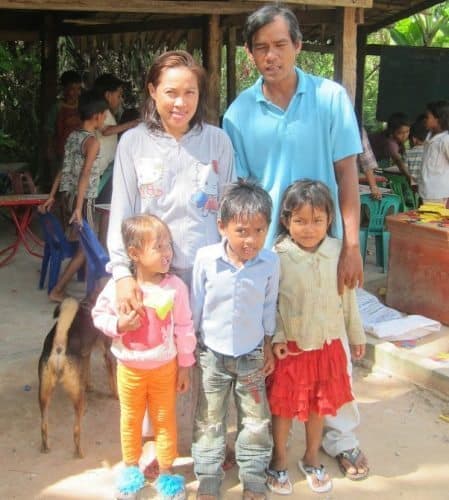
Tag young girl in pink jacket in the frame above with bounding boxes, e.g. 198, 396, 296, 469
92, 214, 196, 499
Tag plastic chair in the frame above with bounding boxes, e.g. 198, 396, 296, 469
359, 193, 401, 273
77, 219, 110, 295
383, 172, 419, 211
38, 212, 83, 293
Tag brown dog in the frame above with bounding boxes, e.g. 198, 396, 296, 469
38, 297, 117, 458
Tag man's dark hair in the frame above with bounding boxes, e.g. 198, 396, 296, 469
386, 112, 410, 134
244, 4, 302, 52
93, 73, 124, 96
219, 178, 272, 226
78, 90, 108, 121
60, 70, 82, 88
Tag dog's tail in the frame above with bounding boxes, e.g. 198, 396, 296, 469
49, 298, 79, 375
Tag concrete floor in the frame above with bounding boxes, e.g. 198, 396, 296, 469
0, 216, 448, 499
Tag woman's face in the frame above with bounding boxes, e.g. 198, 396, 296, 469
149, 66, 199, 139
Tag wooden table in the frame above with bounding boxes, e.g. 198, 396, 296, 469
0, 193, 48, 266
386, 211, 449, 325
95, 203, 110, 248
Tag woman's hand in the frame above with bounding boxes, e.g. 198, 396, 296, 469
116, 276, 144, 316
117, 310, 142, 333
351, 344, 366, 361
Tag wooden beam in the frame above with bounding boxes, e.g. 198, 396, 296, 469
61, 17, 203, 36
205, 14, 221, 125
226, 26, 237, 107
355, 28, 367, 118
0, 0, 373, 14
0, 30, 39, 40
221, 9, 336, 28
366, 0, 442, 33
334, 6, 357, 103
39, 13, 58, 189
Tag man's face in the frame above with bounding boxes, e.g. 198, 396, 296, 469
247, 15, 301, 85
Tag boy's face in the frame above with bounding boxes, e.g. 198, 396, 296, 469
64, 83, 82, 104
392, 125, 410, 145
218, 213, 269, 266
105, 87, 123, 112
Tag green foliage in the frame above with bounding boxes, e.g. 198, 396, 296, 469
0, 42, 41, 165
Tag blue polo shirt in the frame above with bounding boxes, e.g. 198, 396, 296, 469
190, 240, 280, 357
223, 67, 362, 246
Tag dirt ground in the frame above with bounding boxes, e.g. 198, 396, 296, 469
1, 219, 449, 499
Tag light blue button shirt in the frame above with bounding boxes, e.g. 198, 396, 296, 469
191, 240, 280, 357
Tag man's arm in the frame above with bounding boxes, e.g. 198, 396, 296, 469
334, 155, 363, 294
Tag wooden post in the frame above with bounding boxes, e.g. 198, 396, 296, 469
204, 14, 221, 124
39, 13, 58, 189
226, 26, 237, 108
334, 7, 357, 103
355, 28, 367, 120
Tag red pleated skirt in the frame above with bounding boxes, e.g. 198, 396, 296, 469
266, 339, 353, 422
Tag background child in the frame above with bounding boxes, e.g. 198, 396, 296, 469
369, 112, 411, 182
54, 71, 83, 165
92, 214, 196, 499
191, 179, 279, 500
408, 115, 427, 190
266, 180, 366, 495
92, 73, 140, 203
40, 90, 108, 302
358, 127, 382, 200
419, 100, 449, 204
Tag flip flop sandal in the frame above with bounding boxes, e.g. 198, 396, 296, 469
298, 460, 332, 493
336, 447, 369, 481
266, 468, 293, 495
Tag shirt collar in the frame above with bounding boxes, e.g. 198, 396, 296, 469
428, 130, 449, 143
255, 67, 306, 104
218, 238, 269, 267
276, 235, 335, 260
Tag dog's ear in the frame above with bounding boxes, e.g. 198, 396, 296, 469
53, 304, 61, 319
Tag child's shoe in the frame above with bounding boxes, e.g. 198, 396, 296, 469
155, 473, 186, 500
115, 465, 146, 499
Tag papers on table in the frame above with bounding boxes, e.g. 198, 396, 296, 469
356, 288, 441, 341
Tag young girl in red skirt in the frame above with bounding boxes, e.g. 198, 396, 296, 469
266, 180, 366, 495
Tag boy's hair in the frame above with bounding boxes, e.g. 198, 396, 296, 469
278, 179, 335, 241
60, 70, 82, 88
121, 214, 172, 253
218, 178, 272, 226
93, 73, 124, 96
78, 90, 108, 121
244, 4, 302, 53
410, 115, 428, 143
387, 112, 410, 134
426, 100, 449, 131
143, 50, 207, 132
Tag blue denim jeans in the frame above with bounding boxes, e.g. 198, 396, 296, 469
192, 344, 272, 497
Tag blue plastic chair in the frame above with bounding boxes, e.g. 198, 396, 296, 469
38, 212, 83, 293
77, 219, 110, 294
359, 193, 401, 273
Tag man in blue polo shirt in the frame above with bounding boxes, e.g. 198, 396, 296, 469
223, 3, 368, 483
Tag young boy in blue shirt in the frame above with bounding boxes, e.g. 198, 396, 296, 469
191, 179, 280, 500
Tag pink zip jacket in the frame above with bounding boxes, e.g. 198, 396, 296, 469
92, 274, 196, 370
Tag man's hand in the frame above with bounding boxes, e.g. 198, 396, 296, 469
263, 340, 275, 376
116, 276, 144, 316
177, 366, 190, 393
351, 343, 366, 361
337, 244, 364, 294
